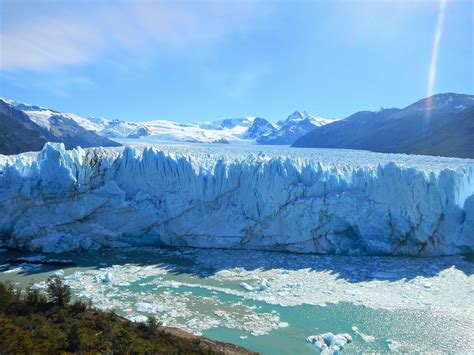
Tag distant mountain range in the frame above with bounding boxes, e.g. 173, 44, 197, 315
63, 110, 334, 145
1, 93, 472, 158
0, 98, 334, 154
293, 93, 474, 159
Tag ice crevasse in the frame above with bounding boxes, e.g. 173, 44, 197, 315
0, 143, 473, 255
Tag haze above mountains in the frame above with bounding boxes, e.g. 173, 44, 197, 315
0, 93, 472, 159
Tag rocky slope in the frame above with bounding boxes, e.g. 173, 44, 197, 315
293, 93, 474, 158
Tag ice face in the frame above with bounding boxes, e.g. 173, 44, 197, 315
0, 142, 473, 255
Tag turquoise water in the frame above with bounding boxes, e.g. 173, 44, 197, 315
1, 247, 473, 354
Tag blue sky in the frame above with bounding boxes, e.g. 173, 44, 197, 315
1, 0, 472, 123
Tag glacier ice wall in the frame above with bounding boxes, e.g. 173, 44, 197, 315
0, 143, 473, 255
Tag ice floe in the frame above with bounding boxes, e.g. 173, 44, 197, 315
31, 281, 47, 290
352, 326, 375, 343
100, 271, 113, 283
62, 262, 287, 336
306, 332, 353, 354
240, 282, 254, 291
2, 263, 43, 273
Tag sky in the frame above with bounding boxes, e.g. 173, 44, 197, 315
0, 0, 473, 123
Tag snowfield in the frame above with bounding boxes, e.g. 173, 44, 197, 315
0, 142, 473, 255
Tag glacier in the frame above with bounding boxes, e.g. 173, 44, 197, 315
0, 142, 473, 255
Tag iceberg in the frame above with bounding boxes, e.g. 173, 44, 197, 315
135, 302, 164, 314
306, 332, 353, 354
100, 271, 113, 283
0, 143, 473, 256
31, 282, 47, 290
240, 282, 254, 291
258, 278, 271, 291
352, 326, 375, 343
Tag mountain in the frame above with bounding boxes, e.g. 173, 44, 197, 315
2, 98, 337, 147
243, 117, 277, 139
395, 106, 474, 158
293, 93, 474, 158
0, 99, 121, 155
258, 111, 337, 145
0, 100, 56, 155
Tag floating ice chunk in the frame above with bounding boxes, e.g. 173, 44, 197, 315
135, 302, 164, 314
31, 282, 47, 290
306, 332, 353, 354
387, 338, 401, 351
116, 282, 131, 287
128, 315, 149, 323
3, 263, 42, 273
51, 269, 64, 277
101, 271, 113, 283
352, 326, 375, 342
168, 309, 179, 317
3, 266, 19, 274
64, 271, 82, 280
278, 322, 289, 328
240, 282, 254, 291
258, 278, 271, 291
215, 269, 234, 277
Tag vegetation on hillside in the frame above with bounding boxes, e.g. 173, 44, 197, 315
0, 277, 254, 354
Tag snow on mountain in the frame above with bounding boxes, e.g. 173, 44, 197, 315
130, 112, 334, 144
0, 99, 56, 155
284, 110, 336, 126
1, 143, 472, 255
98, 120, 144, 138
258, 111, 337, 145
4, 98, 336, 146
0, 99, 120, 152
198, 116, 256, 131
244, 117, 277, 139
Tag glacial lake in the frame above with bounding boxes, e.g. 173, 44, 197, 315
1, 246, 473, 354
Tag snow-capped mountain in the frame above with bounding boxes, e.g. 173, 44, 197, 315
257, 111, 337, 145
118, 113, 334, 145
244, 117, 277, 139
1, 98, 336, 149
0, 99, 120, 155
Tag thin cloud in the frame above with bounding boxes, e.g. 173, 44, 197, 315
0, 1, 263, 71
3, 71, 96, 98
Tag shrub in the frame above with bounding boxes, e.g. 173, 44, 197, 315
25, 284, 47, 309
46, 276, 71, 307
67, 322, 83, 351
146, 316, 162, 336
70, 300, 87, 314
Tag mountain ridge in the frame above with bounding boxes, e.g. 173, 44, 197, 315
2, 93, 472, 158
0, 99, 120, 155
2, 98, 333, 148
293, 93, 474, 158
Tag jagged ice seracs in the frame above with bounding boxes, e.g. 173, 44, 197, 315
0, 143, 473, 255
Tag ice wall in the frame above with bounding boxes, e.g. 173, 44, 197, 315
0, 143, 473, 255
